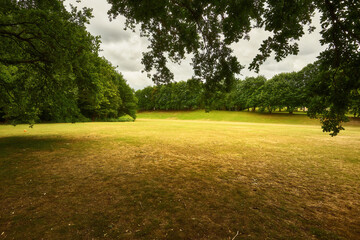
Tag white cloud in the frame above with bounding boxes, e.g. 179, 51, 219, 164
65, 0, 326, 89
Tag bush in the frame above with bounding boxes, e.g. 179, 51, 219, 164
117, 115, 135, 122
94, 115, 135, 122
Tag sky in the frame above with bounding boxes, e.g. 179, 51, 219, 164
65, 0, 326, 90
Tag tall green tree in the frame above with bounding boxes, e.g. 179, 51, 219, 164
349, 90, 360, 118
268, 72, 304, 114
0, 0, 99, 124
258, 77, 285, 113
1, 0, 137, 123
223, 79, 243, 111
184, 78, 204, 110
135, 86, 157, 111
77, 55, 137, 121
242, 76, 266, 111
117, 73, 137, 120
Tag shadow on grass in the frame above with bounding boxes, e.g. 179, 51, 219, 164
0, 136, 76, 182
0, 136, 73, 156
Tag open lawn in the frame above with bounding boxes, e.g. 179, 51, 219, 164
1, 112, 360, 239
137, 110, 360, 126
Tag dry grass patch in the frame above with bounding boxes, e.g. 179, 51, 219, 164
0, 120, 359, 239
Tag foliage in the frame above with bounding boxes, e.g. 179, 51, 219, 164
136, 79, 204, 111
258, 73, 304, 114
0, 0, 96, 124
136, 74, 305, 115
240, 76, 266, 111
135, 86, 157, 111
108, 0, 243, 92
117, 114, 135, 122
349, 90, 360, 117
92, 115, 135, 122
108, 0, 360, 135
76, 55, 137, 121
0, 0, 137, 124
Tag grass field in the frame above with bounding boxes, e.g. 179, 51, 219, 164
1, 111, 360, 239
137, 110, 360, 126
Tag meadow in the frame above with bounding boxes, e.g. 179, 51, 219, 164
1, 111, 359, 239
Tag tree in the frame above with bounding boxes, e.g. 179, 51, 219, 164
259, 78, 284, 113
155, 84, 173, 110
135, 79, 204, 111
297, 63, 321, 108
107, 0, 360, 135
184, 78, 204, 110
135, 86, 157, 111
241, 76, 266, 111
0, 0, 99, 124
77, 55, 137, 121
268, 72, 304, 114
1, 0, 137, 123
349, 90, 360, 118
77, 54, 120, 120
225, 79, 244, 111
117, 73, 137, 120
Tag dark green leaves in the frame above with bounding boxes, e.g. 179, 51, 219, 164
0, 0, 137, 124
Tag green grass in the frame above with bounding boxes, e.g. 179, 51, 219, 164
137, 110, 360, 126
137, 110, 312, 123
1, 113, 360, 239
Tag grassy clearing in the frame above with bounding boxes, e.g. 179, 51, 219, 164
1, 116, 360, 239
137, 110, 360, 127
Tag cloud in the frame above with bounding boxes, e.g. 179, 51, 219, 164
120, 71, 154, 90
100, 40, 143, 72
95, 25, 132, 44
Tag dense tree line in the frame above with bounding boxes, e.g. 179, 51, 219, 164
135, 78, 203, 111
136, 63, 359, 121
0, 0, 136, 124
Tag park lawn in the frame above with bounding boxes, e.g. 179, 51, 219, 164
137, 110, 360, 127
0, 116, 360, 239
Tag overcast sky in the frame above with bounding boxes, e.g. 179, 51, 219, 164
65, 0, 326, 90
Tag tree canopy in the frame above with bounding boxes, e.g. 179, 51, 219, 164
0, 0, 137, 124
108, 0, 360, 135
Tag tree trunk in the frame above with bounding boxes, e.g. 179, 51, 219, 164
288, 106, 293, 114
